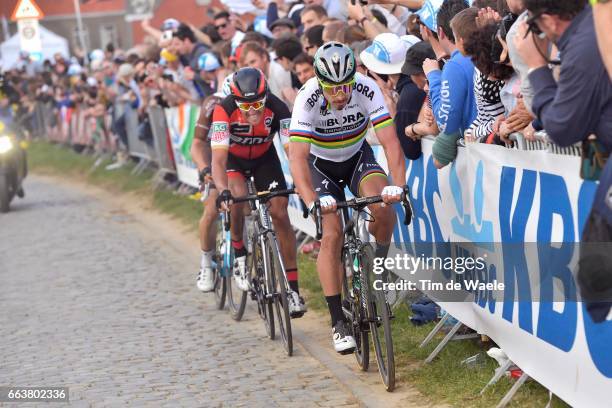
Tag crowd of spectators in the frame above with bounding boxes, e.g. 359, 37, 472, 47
1, 0, 610, 273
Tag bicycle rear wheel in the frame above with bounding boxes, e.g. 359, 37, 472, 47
342, 249, 369, 370
269, 234, 293, 356
361, 244, 395, 391
213, 219, 226, 310
227, 224, 248, 320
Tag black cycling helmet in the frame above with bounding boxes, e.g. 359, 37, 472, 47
230, 67, 268, 102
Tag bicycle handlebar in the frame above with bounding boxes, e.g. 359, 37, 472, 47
232, 188, 297, 205
219, 188, 297, 232
311, 186, 413, 240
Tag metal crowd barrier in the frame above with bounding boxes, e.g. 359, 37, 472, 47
509, 131, 582, 156
147, 106, 176, 178
32, 98, 176, 179
114, 101, 157, 174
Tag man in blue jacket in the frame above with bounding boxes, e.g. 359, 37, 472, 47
421, 0, 477, 168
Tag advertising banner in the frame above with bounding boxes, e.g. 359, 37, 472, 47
165, 104, 200, 188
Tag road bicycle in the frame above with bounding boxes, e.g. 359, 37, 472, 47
219, 172, 303, 356
311, 187, 412, 391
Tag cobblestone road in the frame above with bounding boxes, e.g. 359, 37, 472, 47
0, 177, 359, 407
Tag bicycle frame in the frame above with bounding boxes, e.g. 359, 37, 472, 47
242, 177, 292, 296
219, 209, 233, 278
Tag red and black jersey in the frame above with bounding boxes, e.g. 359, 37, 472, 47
210, 93, 291, 160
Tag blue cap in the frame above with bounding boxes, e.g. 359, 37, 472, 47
416, 0, 444, 32
197, 53, 221, 72
162, 18, 180, 31
253, 15, 273, 39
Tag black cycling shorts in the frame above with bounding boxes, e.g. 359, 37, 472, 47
308, 143, 387, 201
227, 145, 288, 193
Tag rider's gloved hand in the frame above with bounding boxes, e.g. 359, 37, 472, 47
215, 189, 233, 210
317, 195, 337, 214
381, 185, 403, 205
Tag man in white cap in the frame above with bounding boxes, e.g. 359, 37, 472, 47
360, 33, 426, 159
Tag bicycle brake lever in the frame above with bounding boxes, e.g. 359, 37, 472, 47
401, 186, 413, 226
314, 201, 322, 240
300, 199, 309, 219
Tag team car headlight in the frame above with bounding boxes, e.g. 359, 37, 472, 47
0, 135, 13, 154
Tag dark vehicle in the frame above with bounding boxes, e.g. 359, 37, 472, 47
0, 120, 27, 213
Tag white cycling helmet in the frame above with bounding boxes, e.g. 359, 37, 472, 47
313, 42, 356, 84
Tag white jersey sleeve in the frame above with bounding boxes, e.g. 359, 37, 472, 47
289, 79, 319, 144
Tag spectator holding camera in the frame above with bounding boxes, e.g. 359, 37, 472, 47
514, 0, 611, 150
456, 9, 513, 144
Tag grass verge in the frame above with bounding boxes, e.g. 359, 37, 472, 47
29, 141, 569, 408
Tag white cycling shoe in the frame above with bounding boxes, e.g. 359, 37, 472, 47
197, 267, 214, 292
287, 291, 307, 318
233, 256, 250, 291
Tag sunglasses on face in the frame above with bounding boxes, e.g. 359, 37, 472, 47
235, 97, 266, 111
319, 79, 355, 97
215, 22, 228, 30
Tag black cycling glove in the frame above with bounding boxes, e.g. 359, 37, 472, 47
215, 189, 232, 209
198, 166, 211, 183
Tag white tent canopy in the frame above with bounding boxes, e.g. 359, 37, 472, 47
1, 25, 69, 71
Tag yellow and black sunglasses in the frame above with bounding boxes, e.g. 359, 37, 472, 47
318, 78, 355, 97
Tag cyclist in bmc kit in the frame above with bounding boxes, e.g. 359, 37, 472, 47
211, 67, 307, 317
289, 42, 406, 353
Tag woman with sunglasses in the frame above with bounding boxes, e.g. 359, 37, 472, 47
288, 42, 407, 354
210, 67, 307, 318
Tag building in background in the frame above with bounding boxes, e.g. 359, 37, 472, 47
0, 0, 219, 54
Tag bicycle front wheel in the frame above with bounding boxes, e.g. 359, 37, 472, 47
269, 234, 293, 356
213, 219, 226, 310
362, 244, 395, 391
227, 219, 250, 321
